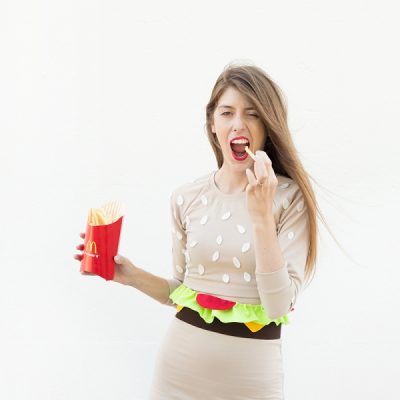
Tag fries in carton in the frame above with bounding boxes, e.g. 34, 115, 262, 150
80, 201, 124, 280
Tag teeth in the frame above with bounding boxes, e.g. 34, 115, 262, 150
231, 139, 249, 145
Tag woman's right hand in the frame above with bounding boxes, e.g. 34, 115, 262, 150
73, 233, 136, 286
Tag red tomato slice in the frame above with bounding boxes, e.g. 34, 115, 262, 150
196, 293, 236, 310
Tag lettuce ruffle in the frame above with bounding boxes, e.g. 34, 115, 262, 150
169, 283, 289, 326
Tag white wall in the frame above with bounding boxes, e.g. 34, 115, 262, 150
1, 0, 398, 399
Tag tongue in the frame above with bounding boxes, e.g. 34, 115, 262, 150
231, 143, 247, 153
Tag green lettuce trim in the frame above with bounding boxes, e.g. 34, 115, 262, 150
169, 283, 289, 326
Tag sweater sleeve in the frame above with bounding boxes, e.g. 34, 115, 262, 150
255, 183, 310, 319
163, 191, 187, 307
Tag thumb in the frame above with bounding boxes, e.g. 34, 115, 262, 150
114, 254, 125, 264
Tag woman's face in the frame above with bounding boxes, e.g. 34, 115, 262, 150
211, 87, 267, 170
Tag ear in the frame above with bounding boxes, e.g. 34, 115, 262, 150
211, 114, 215, 133
211, 119, 215, 132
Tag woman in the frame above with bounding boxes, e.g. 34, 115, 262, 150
74, 62, 318, 399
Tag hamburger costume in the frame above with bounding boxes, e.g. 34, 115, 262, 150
149, 170, 310, 399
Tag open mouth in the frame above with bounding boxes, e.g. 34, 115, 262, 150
230, 136, 250, 160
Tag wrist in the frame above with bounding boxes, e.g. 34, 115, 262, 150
252, 214, 276, 229
126, 264, 141, 287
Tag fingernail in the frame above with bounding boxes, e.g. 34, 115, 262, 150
114, 255, 121, 262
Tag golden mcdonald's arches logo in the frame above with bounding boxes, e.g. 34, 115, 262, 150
86, 240, 97, 254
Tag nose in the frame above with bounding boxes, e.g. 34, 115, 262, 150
232, 114, 247, 131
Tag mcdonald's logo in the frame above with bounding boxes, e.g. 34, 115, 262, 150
86, 240, 97, 254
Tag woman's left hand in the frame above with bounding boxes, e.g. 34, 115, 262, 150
245, 150, 278, 224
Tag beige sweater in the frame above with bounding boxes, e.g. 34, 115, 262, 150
164, 170, 310, 320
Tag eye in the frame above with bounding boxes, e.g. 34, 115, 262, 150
221, 112, 258, 117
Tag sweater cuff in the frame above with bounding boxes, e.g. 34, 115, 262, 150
255, 260, 291, 294
164, 278, 183, 306
167, 278, 183, 293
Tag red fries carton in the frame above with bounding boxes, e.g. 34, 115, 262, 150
80, 201, 124, 281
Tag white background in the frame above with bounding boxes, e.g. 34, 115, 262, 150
1, 0, 399, 399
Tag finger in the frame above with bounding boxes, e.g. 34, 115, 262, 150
245, 168, 257, 186
254, 155, 268, 184
256, 150, 276, 180
73, 253, 95, 274
76, 244, 84, 250
80, 232, 85, 239
114, 254, 126, 264
256, 150, 271, 163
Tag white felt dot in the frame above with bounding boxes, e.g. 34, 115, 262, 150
201, 195, 208, 205
233, 257, 241, 268
288, 231, 295, 240
176, 231, 183, 240
185, 215, 191, 226
200, 215, 208, 225
297, 200, 304, 212
216, 235, 223, 245
244, 272, 251, 282
175, 265, 183, 274
221, 211, 231, 220
279, 183, 290, 189
282, 198, 289, 209
241, 242, 250, 253
177, 195, 184, 206
198, 264, 205, 275
222, 273, 230, 283
189, 240, 198, 248
212, 250, 220, 262
237, 224, 246, 234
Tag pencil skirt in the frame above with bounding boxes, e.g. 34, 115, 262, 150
148, 316, 284, 400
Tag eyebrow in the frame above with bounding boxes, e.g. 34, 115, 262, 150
218, 105, 256, 110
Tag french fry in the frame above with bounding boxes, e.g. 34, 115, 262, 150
97, 209, 107, 225
87, 208, 92, 225
101, 201, 122, 224
103, 202, 111, 224
88, 208, 107, 225
245, 146, 257, 161
90, 209, 95, 225
109, 201, 115, 222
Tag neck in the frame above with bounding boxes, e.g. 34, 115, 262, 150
214, 163, 252, 194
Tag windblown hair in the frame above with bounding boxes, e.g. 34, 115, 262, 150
204, 61, 345, 288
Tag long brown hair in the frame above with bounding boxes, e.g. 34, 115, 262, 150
204, 61, 348, 288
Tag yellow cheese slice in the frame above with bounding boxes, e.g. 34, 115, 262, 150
244, 321, 266, 332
